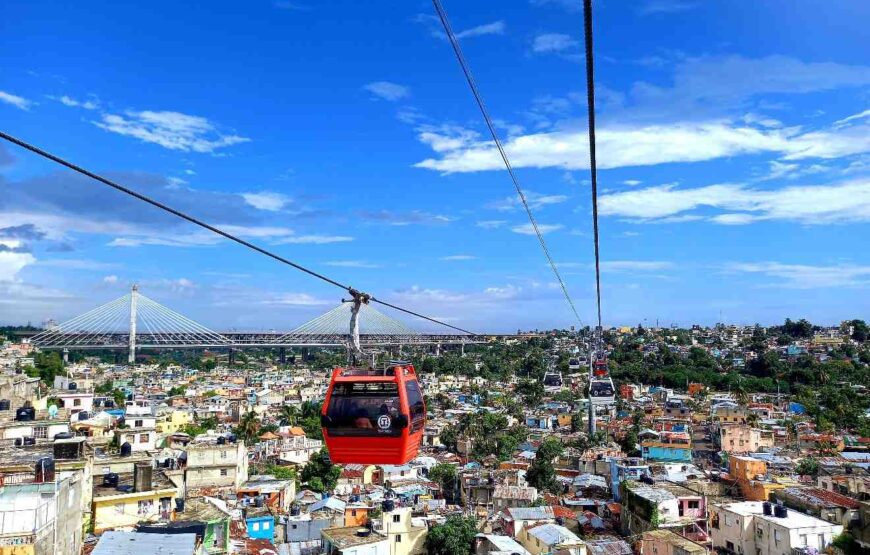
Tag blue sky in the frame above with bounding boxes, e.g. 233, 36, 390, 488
1, 0, 868, 332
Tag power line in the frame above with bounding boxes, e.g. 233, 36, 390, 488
582, 0, 604, 336
431, 0, 583, 327
0, 130, 476, 335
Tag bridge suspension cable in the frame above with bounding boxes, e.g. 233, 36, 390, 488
431, 0, 583, 327
0, 130, 474, 335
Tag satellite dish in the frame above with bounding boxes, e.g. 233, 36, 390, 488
48, 405, 58, 418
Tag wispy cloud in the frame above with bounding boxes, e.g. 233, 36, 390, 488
475, 220, 507, 229
241, 191, 292, 211
0, 90, 34, 111
725, 262, 870, 289
531, 33, 578, 54
439, 255, 476, 261
637, 0, 697, 15
273, 234, 353, 245
357, 209, 453, 226
487, 191, 569, 211
94, 110, 250, 153
598, 179, 869, 225
363, 81, 410, 102
324, 260, 379, 268
414, 120, 870, 173
51, 94, 99, 110
530, 0, 581, 12
455, 20, 505, 40
511, 223, 563, 235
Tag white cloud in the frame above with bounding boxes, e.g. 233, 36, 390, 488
94, 110, 250, 153
833, 109, 870, 128
455, 20, 505, 39
598, 179, 870, 225
0, 91, 33, 111
0, 239, 35, 281
511, 223, 563, 235
241, 191, 292, 211
623, 180, 642, 186
269, 293, 333, 306
726, 262, 870, 289
532, 33, 578, 54
415, 121, 870, 173
638, 0, 697, 15
487, 191, 569, 211
439, 255, 476, 261
476, 220, 507, 229
363, 81, 410, 102
324, 260, 379, 268
103, 275, 119, 284
54, 95, 99, 110
166, 176, 187, 188
273, 235, 354, 244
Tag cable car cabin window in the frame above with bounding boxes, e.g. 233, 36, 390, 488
406, 380, 425, 432
326, 382, 404, 437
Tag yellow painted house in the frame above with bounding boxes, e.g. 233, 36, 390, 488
156, 409, 193, 434
91, 468, 180, 534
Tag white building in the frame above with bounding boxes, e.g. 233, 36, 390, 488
710, 501, 843, 555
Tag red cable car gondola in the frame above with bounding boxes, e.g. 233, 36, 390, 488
320, 362, 425, 465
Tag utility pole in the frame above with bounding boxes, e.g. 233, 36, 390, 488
128, 284, 138, 365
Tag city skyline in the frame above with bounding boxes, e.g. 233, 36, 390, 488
1, 0, 868, 332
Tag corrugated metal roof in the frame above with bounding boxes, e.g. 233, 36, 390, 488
526, 523, 581, 546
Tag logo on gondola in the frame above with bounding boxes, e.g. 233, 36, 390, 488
377, 415, 392, 429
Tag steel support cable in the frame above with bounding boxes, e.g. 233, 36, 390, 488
140, 294, 228, 344
138, 302, 180, 345
430, 0, 583, 327
43, 296, 129, 346
582, 0, 604, 338
0, 131, 475, 336
33, 295, 129, 344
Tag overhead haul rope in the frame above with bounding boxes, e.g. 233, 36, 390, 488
431, 0, 583, 327
582, 0, 604, 347
0, 131, 476, 335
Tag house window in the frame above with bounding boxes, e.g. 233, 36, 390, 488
352, 510, 357, 516
220, 469, 228, 476
139, 433, 149, 443
726, 541, 734, 552
263, 521, 270, 530
395, 535, 402, 543
115, 503, 125, 514
393, 514, 400, 523
137, 499, 153, 515
135, 420, 143, 427
799, 535, 807, 546
74, 399, 81, 407
33, 426, 47, 439
221, 450, 227, 459
688, 500, 700, 509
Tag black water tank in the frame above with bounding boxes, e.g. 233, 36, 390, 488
0, 400, 10, 411
34, 456, 55, 483
103, 473, 119, 487
120, 442, 132, 456
290, 505, 300, 516
23, 437, 36, 446
762, 502, 772, 516
78, 411, 90, 421
382, 499, 395, 512
175, 498, 185, 512
68, 383, 78, 391
774, 505, 788, 518
217, 436, 226, 445
15, 407, 35, 421
14, 437, 22, 447
54, 432, 74, 440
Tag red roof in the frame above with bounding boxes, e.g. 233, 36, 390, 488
804, 487, 861, 509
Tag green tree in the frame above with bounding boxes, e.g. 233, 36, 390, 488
234, 410, 261, 444
425, 516, 477, 555
526, 437, 563, 494
279, 404, 299, 426
168, 385, 187, 397
795, 457, 820, 476
428, 463, 458, 503
515, 379, 544, 407
619, 428, 639, 456
300, 448, 341, 492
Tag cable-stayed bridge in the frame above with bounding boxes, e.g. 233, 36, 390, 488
28, 286, 484, 362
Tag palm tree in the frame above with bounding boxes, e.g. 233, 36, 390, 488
236, 410, 261, 444
279, 404, 299, 426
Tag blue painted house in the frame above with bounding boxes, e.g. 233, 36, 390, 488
246, 510, 275, 540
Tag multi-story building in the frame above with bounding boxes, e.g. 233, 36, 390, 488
375, 506, 426, 555
709, 501, 842, 555
609, 457, 651, 501
728, 456, 785, 502
91, 463, 180, 534
641, 431, 692, 462
719, 425, 775, 454
183, 436, 248, 497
